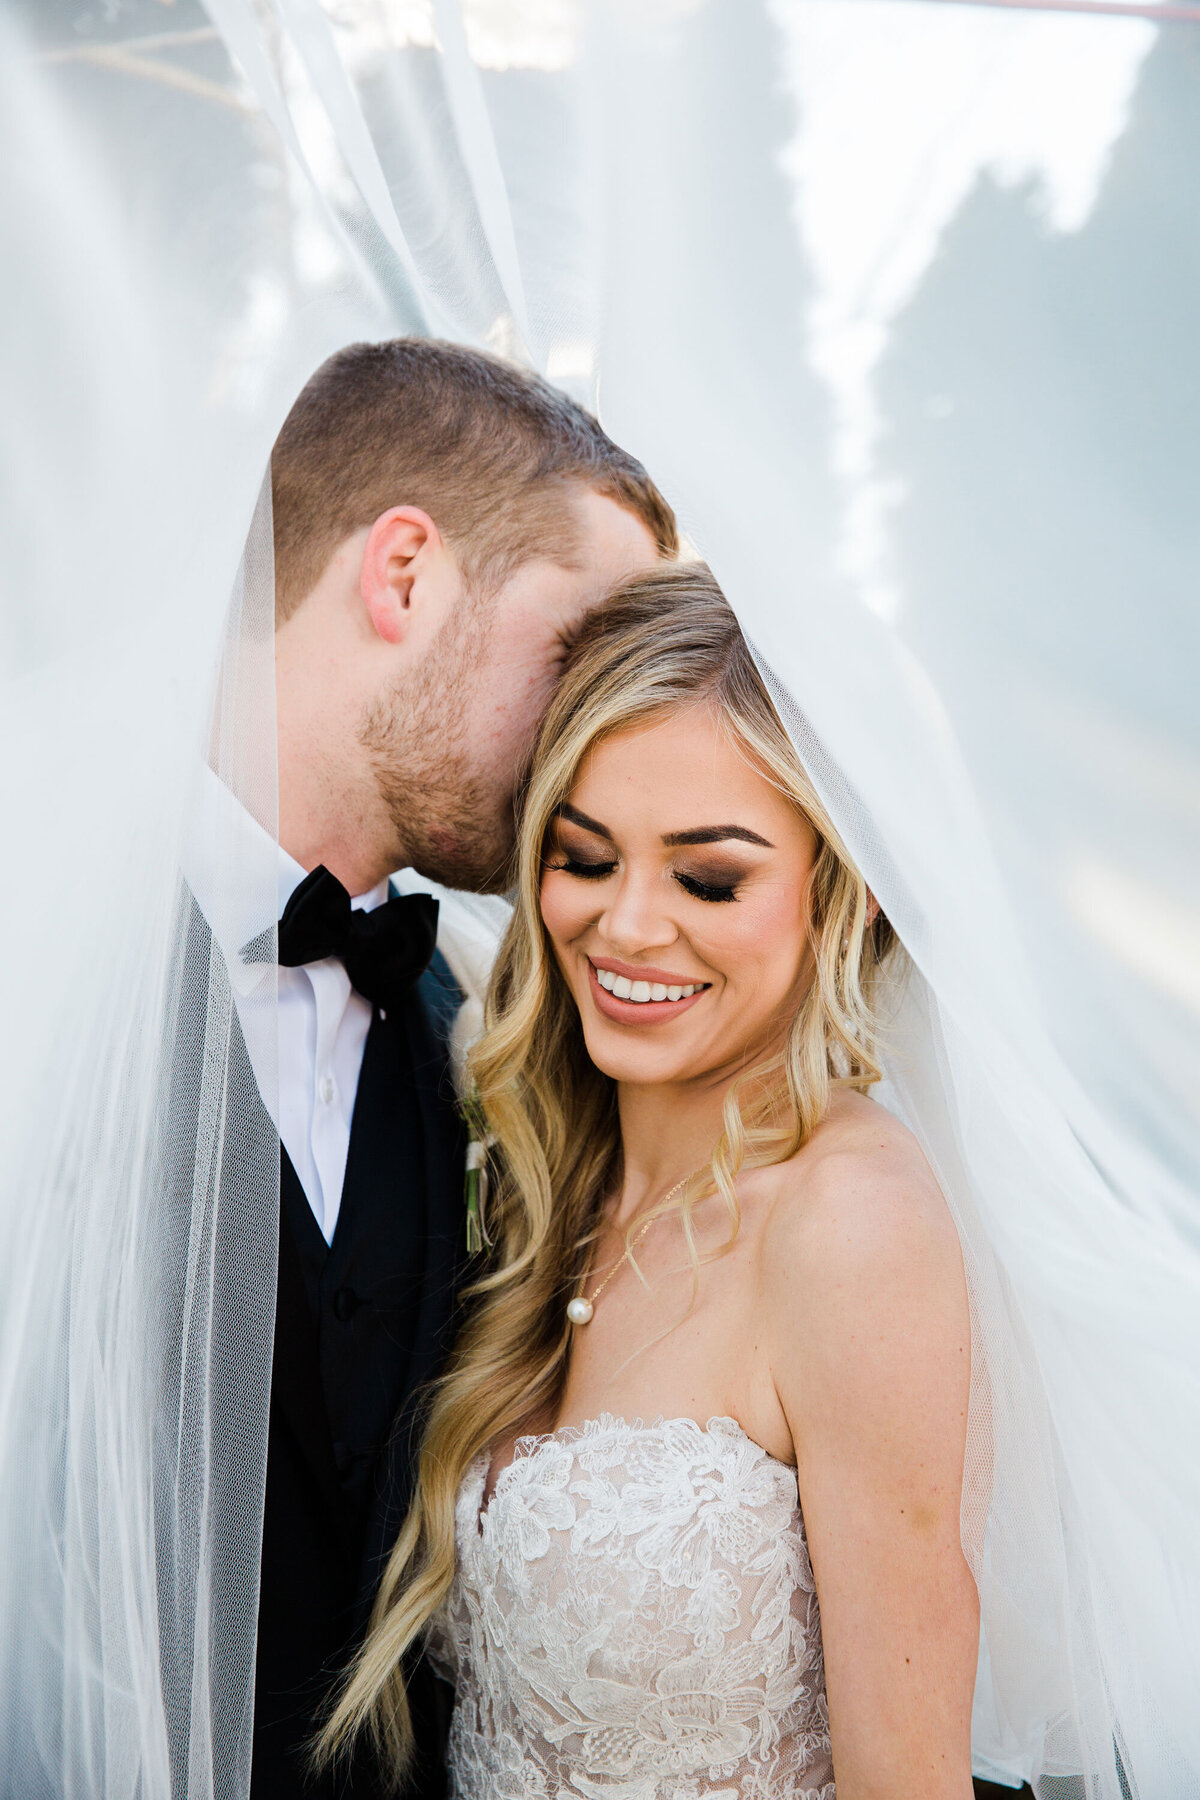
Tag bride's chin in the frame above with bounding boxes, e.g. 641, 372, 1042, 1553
576, 1022, 707, 1086
585, 1048, 698, 1085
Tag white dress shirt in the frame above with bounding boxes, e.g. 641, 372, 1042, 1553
185, 764, 389, 1244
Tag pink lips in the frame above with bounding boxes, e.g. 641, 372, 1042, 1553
586, 959, 710, 1026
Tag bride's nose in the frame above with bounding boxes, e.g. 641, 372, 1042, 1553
598, 865, 679, 957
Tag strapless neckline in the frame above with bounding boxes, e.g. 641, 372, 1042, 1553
479, 1411, 796, 1516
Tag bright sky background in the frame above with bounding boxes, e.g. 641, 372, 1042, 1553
769, 0, 1157, 615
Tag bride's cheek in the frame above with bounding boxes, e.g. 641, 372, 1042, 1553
539, 872, 584, 943
743, 881, 808, 953
710, 895, 805, 1001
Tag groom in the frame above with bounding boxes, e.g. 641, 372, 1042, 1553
249, 339, 674, 1799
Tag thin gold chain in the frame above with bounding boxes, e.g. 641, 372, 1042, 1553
584, 1176, 690, 1310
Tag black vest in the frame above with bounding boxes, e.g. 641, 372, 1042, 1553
251, 952, 467, 1800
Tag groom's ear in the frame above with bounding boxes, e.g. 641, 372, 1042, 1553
360, 506, 443, 645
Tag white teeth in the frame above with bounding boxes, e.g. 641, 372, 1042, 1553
594, 967, 707, 1004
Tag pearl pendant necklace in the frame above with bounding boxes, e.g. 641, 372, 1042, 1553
568, 1177, 689, 1326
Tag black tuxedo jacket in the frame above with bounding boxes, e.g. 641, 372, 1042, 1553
251, 949, 467, 1800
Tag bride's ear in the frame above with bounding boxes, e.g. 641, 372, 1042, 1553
865, 889, 881, 927
360, 505, 442, 644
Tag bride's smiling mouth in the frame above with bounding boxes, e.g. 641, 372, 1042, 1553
586, 957, 712, 1024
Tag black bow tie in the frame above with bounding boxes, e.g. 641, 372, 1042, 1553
271, 865, 439, 1013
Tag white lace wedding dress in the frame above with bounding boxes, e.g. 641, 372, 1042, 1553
428, 1413, 835, 1799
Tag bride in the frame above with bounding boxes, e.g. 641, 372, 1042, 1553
324, 564, 979, 1798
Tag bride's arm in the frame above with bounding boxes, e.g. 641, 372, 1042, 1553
762, 1121, 978, 1800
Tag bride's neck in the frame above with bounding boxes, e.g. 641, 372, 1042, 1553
612, 1076, 735, 1225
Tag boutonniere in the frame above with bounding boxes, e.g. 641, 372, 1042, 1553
462, 1088, 495, 1256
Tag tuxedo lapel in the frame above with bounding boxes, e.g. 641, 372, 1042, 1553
406, 952, 470, 1384
357, 953, 468, 1612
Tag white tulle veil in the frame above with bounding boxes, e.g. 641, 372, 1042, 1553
3, 2, 1199, 1796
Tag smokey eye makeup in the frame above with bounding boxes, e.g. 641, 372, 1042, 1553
673, 868, 742, 903
671, 852, 759, 902
544, 804, 762, 903
542, 825, 616, 880
545, 837, 751, 903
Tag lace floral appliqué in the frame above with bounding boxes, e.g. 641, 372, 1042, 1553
428, 1414, 836, 1799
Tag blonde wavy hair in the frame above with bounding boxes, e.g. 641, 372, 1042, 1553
320, 564, 900, 1779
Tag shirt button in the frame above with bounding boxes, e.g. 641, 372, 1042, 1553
319, 1075, 335, 1105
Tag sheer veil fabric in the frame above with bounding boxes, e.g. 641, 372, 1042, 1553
3, 3, 1199, 1797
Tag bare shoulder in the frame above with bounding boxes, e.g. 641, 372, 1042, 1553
755, 1092, 970, 1466
755, 1092, 965, 1325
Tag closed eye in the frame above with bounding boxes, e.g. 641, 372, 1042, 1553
675, 871, 739, 903
550, 856, 618, 881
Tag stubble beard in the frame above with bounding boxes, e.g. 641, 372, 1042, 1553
358, 613, 517, 895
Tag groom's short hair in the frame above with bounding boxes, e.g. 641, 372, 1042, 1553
271, 338, 677, 619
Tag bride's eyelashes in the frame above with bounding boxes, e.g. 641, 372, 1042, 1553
549, 855, 618, 880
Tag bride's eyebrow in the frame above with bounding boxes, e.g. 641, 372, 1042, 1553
663, 825, 774, 848
556, 803, 615, 840
556, 804, 773, 850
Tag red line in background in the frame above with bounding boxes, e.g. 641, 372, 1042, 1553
882, 0, 1200, 20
